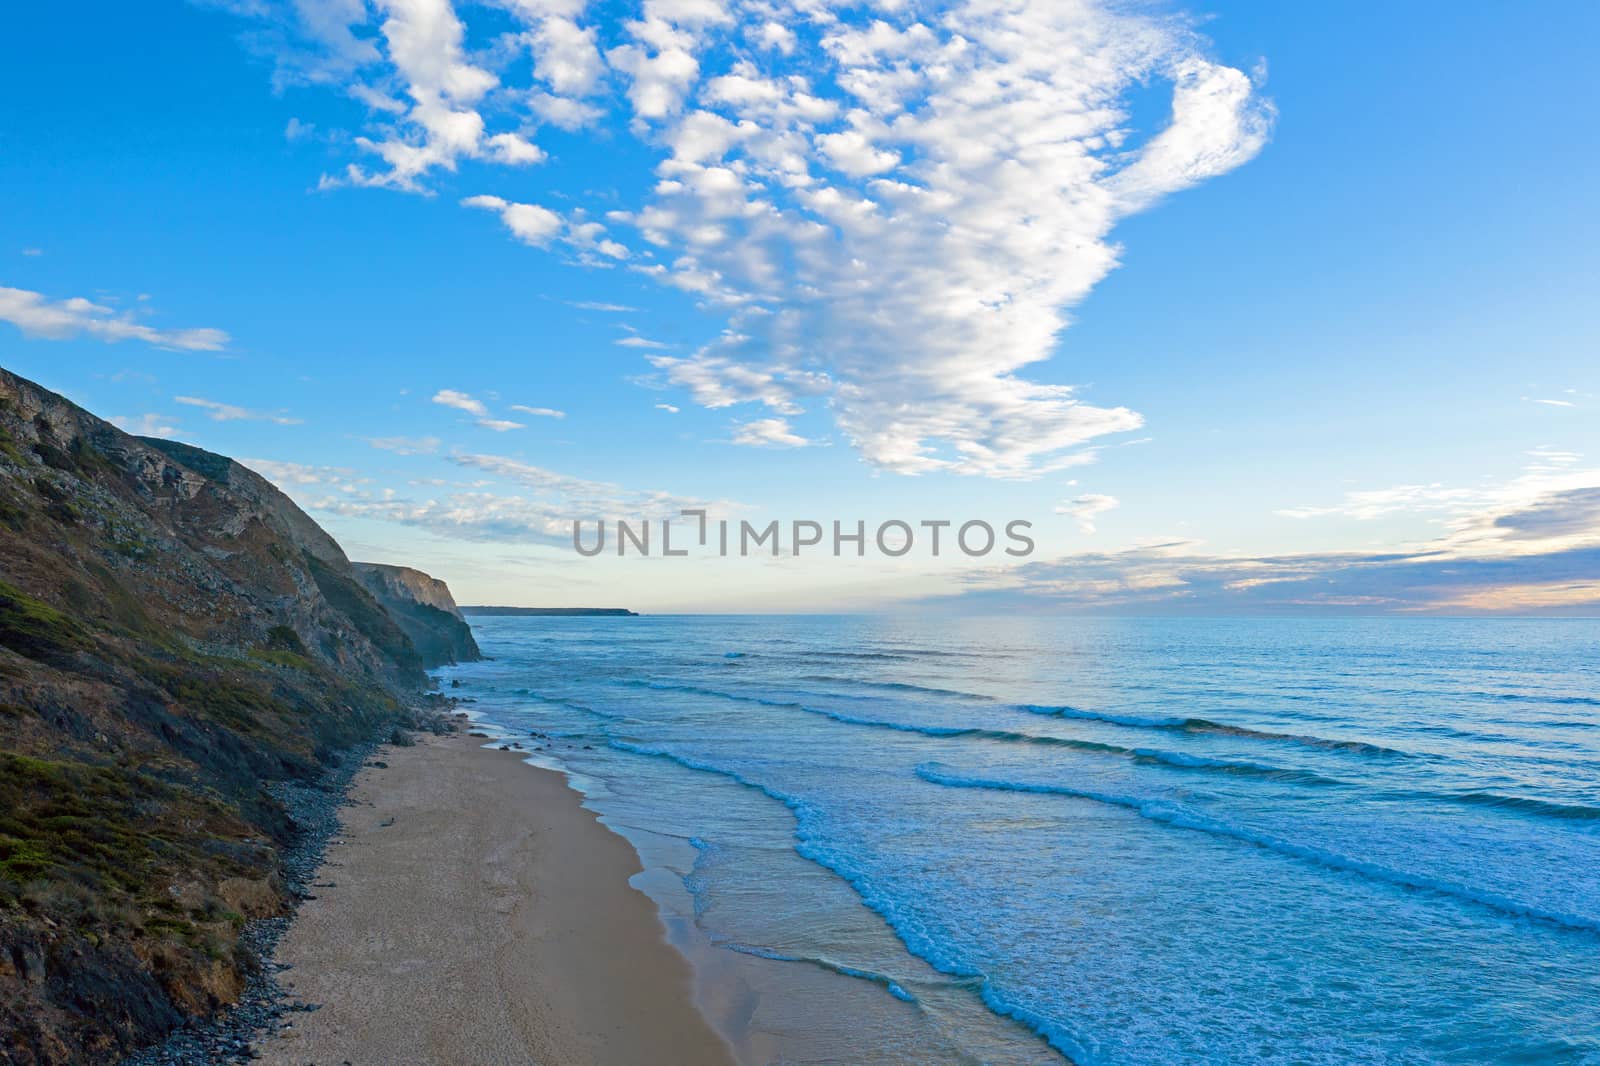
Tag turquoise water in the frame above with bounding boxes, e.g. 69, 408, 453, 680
442, 616, 1600, 1064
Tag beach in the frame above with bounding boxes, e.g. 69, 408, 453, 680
255, 731, 734, 1066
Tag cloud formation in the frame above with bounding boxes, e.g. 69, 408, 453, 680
110, 413, 182, 438
462, 194, 630, 261
945, 543, 1600, 616
367, 434, 441, 454
248, 449, 725, 546
0, 286, 229, 351
174, 395, 302, 424
1058, 493, 1119, 533
217, 0, 1273, 478
432, 387, 526, 430
946, 457, 1600, 613
1277, 449, 1600, 562
732, 416, 810, 448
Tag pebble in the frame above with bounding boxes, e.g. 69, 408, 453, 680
120, 737, 384, 1065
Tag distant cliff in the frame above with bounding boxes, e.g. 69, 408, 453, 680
461, 606, 639, 617
353, 563, 480, 667
0, 366, 452, 1064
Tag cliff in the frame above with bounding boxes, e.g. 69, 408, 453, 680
352, 563, 481, 667
460, 606, 639, 617
0, 366, 450, 1064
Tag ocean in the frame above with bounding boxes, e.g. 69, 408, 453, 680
440, 615, 1600, 1065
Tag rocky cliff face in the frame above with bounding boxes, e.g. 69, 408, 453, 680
352, 563, 463, 618
352, 563, 481, 667
0, 366, 451, 1064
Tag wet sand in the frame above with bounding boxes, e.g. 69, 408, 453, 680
257, 731, 735, 1066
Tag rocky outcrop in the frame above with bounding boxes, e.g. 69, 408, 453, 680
0, 365, 445, 1064
352, 564, 462, 618
352, 563, 480, 668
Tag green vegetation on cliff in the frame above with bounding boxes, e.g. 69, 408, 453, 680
0, 366, 459, 1065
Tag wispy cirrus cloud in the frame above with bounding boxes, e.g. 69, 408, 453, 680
367, 434, 441, 455
510, 404, 566, 419
940, 542, 1600, 615
571, 300, 638, 313
1274, 450, 1600, 558
0, 286, 229, 351
175, 395, 302, 424
249, 449, 728, 546
942, 456, 1600, 614
240, 458, 370, 493
213, 0, 1273, 479
1058, 493, 1119, 534
432, 387, 524, 430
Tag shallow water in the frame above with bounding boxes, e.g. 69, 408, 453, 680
442, 615, 1600, 1065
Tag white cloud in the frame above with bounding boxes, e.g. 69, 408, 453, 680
463, 194, 630, 262
1276, 452, 1600, 560
432, 387, 488, 416
367, 434, 441, 454
510, 404, 566, 418
432, 386, 531, 430
110, 413, 181, 438
751, 21, 795, 55
1103, 58, 1274, 213
1524, 396, 1576, 408
21, 249, 43, 257
606, 1, 1270, 476
175, 395, 303, 424
284, 116, 315, 141
528, 90, 606, 130
943, 459, 1600, 614
484, 132, 547, 165
221, 0, 1273, 477
606, 21, 702, 121
242, 458, 369, 492
321, 0, 518, 190
462, 194, 563, 246
617, 334, 670, 349
0, 286, 229, 351
1057, 493, 1119, 533
1276, 484, 1484, 522
271, 450, 729, 546
530, 14, 605, 96
571, 300, 639, 312
816, 128, 900, 177
732, 416, 810, 448
655, 402, 680, 413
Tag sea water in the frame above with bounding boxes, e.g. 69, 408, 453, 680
440, 615, 1600, 1065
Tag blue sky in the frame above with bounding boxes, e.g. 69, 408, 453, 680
2, 0, 1597, 612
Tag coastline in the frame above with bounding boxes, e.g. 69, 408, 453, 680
254, 730, 735, 1066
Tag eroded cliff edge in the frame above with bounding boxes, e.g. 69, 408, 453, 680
0, 366, 462, 1064
352, 563, 480, 667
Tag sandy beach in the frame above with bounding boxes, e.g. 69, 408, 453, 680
256, 731, 735, 1066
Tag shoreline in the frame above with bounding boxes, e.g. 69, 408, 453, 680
254, 730, 735, 1065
